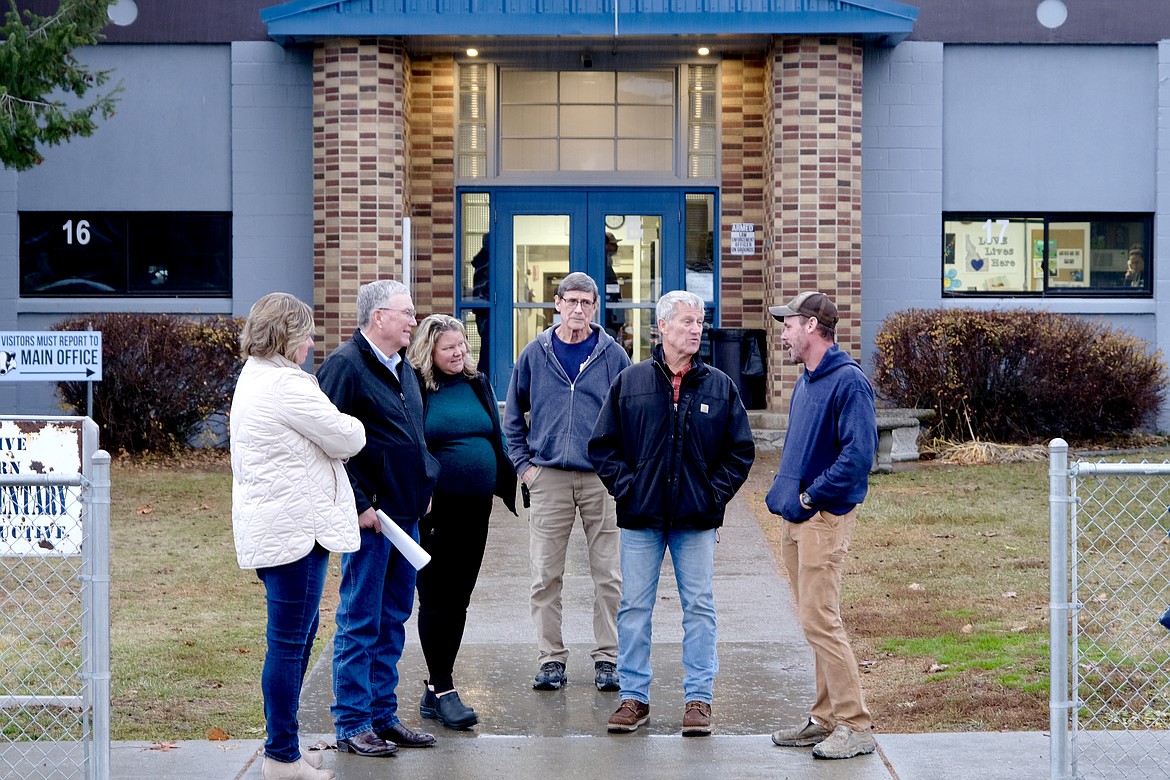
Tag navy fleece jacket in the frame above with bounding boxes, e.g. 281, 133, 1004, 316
766, 344, 877, 523
503, 323, 631, 475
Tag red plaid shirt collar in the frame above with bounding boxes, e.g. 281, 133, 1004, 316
669, 361, 693, 403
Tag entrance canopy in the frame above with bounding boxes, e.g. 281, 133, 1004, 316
262, 0, 918, 46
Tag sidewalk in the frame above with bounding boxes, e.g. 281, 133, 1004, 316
58, 489, 1170, 778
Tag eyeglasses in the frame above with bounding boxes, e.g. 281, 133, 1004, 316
559, 297, 596, 310
376, 307, 417, 320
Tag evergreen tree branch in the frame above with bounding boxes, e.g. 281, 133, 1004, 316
0, 0, 121, 171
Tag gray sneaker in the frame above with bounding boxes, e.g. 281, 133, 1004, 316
533, 661, 567, 690
811, 724, 877, 759
771, 717, 832, 747
594, 661, 620, 692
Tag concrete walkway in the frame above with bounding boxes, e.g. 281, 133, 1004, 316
14, 488, 1168, 778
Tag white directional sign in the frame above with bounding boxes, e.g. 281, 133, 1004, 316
0, 332, 103, 382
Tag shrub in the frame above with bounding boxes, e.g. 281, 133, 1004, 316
53, 313, 244, 454
873, 308, 1168, 443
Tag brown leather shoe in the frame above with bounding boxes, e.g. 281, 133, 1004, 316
607, 699, 650, 733
681, 701, 712, 736
336, 729, 397, 757
376, 722, 436, 747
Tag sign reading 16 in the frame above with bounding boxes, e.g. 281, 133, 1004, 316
61, 219, 91, 246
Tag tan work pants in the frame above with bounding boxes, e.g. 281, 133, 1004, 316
527, 466, 621, 664
781, 508, 873, 731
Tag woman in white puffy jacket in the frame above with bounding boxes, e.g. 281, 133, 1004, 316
231, 293, 365, 780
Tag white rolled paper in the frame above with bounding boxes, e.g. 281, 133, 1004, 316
375, 509, 432, 570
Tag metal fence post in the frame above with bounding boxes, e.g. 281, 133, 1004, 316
1, 416, 101, 779
89, 450, 111, 780
1049, 438, 1071, 780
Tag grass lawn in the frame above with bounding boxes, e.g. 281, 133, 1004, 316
745, 451, 1054, 733
98, 446, 1164, 738
108, 455, 341, 741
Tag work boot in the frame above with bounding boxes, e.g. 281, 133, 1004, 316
606, 699, 650, 733
811, 725, 877, 759
771, 717, 832, 747
681, 701, 712, 736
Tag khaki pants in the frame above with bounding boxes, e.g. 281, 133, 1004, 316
780, 508, 872, 731
527, 466, 621, 664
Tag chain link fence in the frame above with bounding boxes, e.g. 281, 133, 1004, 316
0, 418, 110, 780
1050, 440, 1170, 780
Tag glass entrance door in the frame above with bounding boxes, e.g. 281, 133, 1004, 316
462, 189, 686, 394
594, 191, 680, 365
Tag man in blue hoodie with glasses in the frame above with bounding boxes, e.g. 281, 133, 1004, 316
765, 291, 878, 761
504, 272, 632, 694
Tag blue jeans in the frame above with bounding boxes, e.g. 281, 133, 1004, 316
257, 544, 329, 763
616, 527, 718, 705
331, 522, 419, 739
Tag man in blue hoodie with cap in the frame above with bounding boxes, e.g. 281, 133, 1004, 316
765, 291, 878, 761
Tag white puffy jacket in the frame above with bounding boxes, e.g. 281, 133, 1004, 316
231, 355, 366, 569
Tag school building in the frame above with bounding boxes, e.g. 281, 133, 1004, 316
3, 0, 1168, 427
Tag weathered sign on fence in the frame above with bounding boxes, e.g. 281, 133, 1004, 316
0, 418, 94, 556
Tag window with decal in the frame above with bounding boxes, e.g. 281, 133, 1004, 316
942, 214, 1151, 296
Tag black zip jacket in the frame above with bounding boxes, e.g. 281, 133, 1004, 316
317, 329, 440, 523
588, 345, 755, 531
420, 371, 518, 516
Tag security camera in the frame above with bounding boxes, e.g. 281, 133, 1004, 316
582, 54, 593, 69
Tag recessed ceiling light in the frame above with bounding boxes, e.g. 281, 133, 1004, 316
466, 48, 479, 57
697, 47, 711, 56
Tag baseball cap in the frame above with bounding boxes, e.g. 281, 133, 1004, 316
768, 291, 839, 329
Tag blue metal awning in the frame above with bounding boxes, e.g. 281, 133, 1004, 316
262, 0, 918, 46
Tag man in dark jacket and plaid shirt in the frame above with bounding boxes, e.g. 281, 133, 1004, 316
588, 289, 755, 738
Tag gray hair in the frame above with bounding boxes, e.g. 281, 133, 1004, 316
357, 279, 410, 328
556, 272, 599, 301
655, 290, 704, 323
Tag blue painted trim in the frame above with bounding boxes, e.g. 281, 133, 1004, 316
262, 1, 919, 44
840, 0, 918, 23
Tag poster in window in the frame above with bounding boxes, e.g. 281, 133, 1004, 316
1045, 224, 1090, 287
942, 220, 1028, 292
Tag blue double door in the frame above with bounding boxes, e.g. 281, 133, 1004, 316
462, 188, 693, 395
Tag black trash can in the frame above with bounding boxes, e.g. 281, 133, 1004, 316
710, 328, 767, 410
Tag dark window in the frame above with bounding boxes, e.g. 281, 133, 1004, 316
942, 214, 1152, 296
20, 212, 231, 297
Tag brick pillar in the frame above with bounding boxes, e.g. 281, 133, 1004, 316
765, 36, 864, 414
718, 56, 768, 329
312, 38, 411, 358
407, 55, 457, 317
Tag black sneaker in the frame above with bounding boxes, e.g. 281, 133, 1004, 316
533, 661, 567, 690
594, 661, 620, 691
